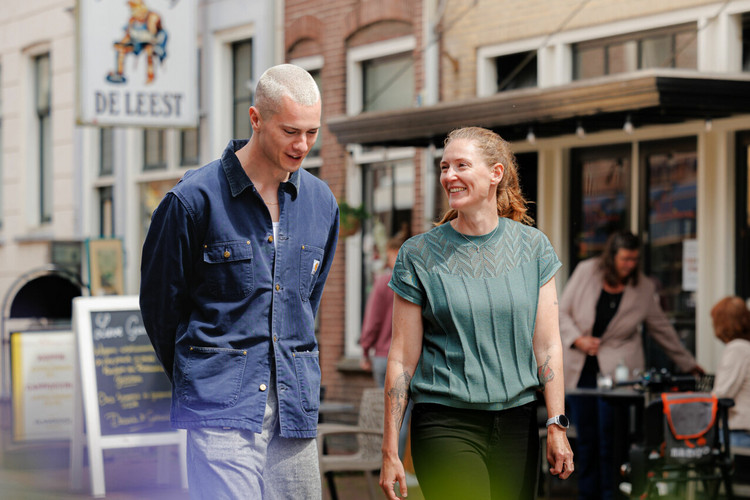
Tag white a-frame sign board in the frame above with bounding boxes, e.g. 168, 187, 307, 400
69, 296, 187, 497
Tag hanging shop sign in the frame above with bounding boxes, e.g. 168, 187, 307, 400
77, 0, 198, 127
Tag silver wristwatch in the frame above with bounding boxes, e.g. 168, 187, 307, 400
545, 415, 570, 429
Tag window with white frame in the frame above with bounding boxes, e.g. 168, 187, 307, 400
232, 39, 253, 139
181, 48, 201, 166
98, 186, 114, 237
98, 127, 115, 237
34, 53, 52, 224
291, 55, 324, 176
143, 128, 167, 170
495, 51, 537, 91
361, 159, 414, 296
573, 23, 697, 80
476, 39, 542, 96
100, 128, 114, 176
344, 37, 417, 357
362, 52, 414, 112
347, 36, 416, 115
307, 67, 323, 162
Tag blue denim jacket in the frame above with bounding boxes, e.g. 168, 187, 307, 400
139, 140, 339, 438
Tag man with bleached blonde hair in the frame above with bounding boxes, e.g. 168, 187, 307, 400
141, 63, 338, 499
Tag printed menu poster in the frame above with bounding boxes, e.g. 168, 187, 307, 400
11, 331, 75, 441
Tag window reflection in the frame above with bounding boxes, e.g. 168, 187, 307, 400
571, 146, 631, 263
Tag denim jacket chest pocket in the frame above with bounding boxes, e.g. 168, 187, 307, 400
298, 244, 324, 301
202, 240, 254, 300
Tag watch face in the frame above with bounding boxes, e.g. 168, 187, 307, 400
558, 415, 570, 428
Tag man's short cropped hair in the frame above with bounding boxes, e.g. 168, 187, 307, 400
254, 64, 320, 116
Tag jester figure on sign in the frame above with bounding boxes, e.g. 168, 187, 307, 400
106, 0, 168, 84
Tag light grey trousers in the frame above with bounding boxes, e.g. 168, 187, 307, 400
186, 379, 321, 500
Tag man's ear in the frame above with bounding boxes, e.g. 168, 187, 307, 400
249, 106, 262, 132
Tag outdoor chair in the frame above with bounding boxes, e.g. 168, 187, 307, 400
621, 391, 735, 499
317, 387, 384, 500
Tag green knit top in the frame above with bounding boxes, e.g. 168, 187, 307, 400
389, 217, 561, 411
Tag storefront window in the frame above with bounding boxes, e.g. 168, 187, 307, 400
641, 138, 698, 364
360, 161, 413, 312
570, 145, 631, 264
736, 131, 750, 299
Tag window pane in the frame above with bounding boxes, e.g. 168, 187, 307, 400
308, 68, 322, 157
744, 13, 750, 72
361, 161, 414, 316
40, 115, 52, 223
674, 31, 697, 69
495, 51, 537, 91
737, 132, 750, 298
36, 55, 52, 224
606, 42, 630, 75
100, 128, 114, 176
570, 147, 631, 263
573, 45, 605, 80
35, 54, 51, 114
99, 186, 114, 237
140, 179, 178, 245
640, 35, 671, 68
362, 53, 414, 112
181, 127, 200, 166
644, 139, 698, 363
143, 129, 166, 170
232, 39, 253, 139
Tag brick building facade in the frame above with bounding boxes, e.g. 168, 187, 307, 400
287, 0, 750, 406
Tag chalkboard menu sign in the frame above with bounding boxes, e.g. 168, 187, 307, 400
70, 296, 187, 497
90, 309, 172, 435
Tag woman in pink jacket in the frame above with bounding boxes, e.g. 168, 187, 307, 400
559, 230, 703, 500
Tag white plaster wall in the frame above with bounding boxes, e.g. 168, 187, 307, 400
0, 0, 77, 299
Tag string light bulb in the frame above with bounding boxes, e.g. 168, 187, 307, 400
623, 115, 634, 134
526, 127, 536, 144
576, 122, 586, 139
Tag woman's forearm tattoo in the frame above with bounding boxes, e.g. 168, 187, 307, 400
387, 370, 411, 431
538, 354, 554, 387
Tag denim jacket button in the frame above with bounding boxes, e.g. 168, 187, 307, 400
259, 383, 267, 392
268, 235, 273, 243
275, 284, 280, 291
223, 250, 231, 258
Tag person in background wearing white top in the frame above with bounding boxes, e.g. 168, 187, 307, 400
711, 296, 750, 448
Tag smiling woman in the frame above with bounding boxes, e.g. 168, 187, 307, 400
436, 127, 533, 232
380, 127, 573, 500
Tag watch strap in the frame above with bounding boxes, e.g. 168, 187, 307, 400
546, 415, 569, 428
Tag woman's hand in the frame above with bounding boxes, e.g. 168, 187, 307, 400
573, 336, 600, 356
380, 451, 408, 499
547, 426, 574, 479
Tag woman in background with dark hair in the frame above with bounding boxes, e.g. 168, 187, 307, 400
559, 230, 704, 500
712, 296, 750, 448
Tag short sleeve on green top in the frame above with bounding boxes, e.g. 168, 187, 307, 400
389, 217, 562, 411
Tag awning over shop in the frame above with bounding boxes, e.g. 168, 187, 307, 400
327, 70, 750, 147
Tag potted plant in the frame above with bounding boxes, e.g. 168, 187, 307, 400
338, 201, 369, 237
